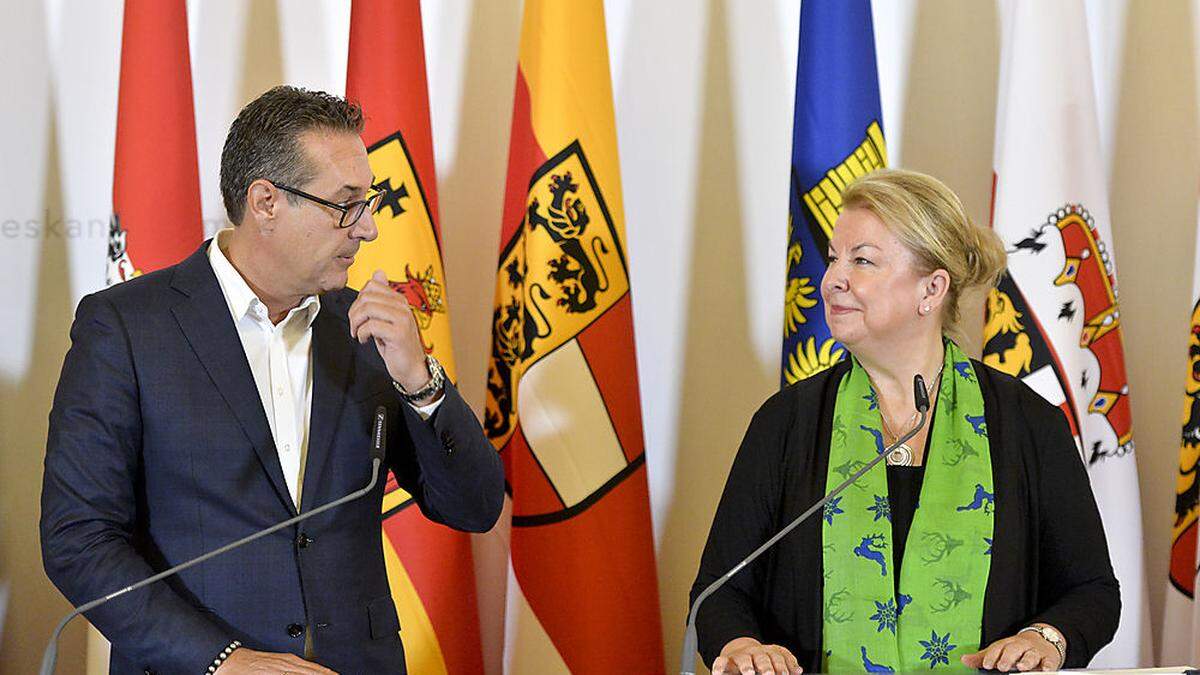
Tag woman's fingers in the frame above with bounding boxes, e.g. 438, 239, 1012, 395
780, 646, 803, 674
980, 638, 1008, 670
995, 639, 1032, 672
730, 652, 757, 675
751, 651, 777, 675
1015, 647, 1044, 672
713, 640, 802, 674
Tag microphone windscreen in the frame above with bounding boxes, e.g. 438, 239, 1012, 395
913, 374, 930, 412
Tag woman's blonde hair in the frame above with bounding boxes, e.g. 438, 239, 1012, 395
840, 168, 1007, 338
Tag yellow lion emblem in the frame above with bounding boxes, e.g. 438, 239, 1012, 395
982, 289, 1033, 377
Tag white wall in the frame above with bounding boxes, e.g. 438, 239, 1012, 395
0, 1, 1192, 673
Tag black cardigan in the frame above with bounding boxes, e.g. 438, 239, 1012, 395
689, 359, 1120, 671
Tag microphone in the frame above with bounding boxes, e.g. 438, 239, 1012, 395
39, 406, 391, 675
914, 373, 930, 412
680, 376, 930, 675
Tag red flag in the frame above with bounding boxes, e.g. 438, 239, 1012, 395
109, 0, 202, 283
347, 3, 484, 673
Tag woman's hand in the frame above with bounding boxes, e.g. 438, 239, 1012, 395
960, 625, 1064, 672
712, 637, 802, 675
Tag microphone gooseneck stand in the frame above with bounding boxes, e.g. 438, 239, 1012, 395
679, 375, 931, 674
39, 406, 391, 675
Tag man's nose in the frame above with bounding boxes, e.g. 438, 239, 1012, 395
351, 208, 379, 242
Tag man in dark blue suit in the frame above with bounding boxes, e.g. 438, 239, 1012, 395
40, 86, 505, 674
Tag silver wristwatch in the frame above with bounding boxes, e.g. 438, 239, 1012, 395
394, 354, 445, 403
1019, 624, 1066, 664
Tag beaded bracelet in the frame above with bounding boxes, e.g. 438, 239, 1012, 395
206, 640, 242, 674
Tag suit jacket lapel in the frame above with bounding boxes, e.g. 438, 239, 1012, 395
169, 243, 298, 517
302, 302, 355, 512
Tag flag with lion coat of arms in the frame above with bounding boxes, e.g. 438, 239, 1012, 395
1161, 217, 1200, 666
485, 1, 664, 672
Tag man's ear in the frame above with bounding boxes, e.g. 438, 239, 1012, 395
244, 179, 280, 229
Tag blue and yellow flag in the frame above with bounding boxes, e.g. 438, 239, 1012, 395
782, 0, 887, 384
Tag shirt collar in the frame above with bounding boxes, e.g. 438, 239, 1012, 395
208, 228, 321, 328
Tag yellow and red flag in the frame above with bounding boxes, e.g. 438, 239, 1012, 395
486, 2, 664, 672
346, 2, 484, 674
1161, 219, 1200, 665
108, 0, 203, 284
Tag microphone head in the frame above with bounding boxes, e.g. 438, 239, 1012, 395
371, 406, 388, 463
913, 374, 930, 412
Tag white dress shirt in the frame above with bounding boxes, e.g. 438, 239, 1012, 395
209, 232, 318, 509
208, 229, 441, 510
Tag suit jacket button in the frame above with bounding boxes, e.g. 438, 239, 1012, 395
297, 533, 313, 549
287, 623, 304, 638
441, 431, 455, 453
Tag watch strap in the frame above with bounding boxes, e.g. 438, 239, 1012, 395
1019, 625, 1066, 664
395, 354, 445, 403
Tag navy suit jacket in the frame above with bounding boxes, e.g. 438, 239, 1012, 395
41, 243, 505, 674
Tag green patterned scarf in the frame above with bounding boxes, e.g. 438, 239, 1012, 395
822, 340, 993, 672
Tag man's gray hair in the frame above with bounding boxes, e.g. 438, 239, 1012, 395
219, 85, 364, 224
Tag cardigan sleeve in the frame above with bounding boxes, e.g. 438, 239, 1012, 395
689, 391, 793, 667
1022, 391, 1121, 667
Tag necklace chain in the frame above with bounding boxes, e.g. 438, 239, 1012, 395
874, 369, 943, 444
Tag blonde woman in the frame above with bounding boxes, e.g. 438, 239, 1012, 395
690, 169, 1118, 674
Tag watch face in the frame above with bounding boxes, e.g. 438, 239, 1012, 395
1024, 626, 1061, 645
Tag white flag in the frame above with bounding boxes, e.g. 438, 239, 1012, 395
1160, 215, 1200, 667
982, 0, 1149, 667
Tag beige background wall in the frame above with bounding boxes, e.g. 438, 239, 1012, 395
0, 1, 1193, 673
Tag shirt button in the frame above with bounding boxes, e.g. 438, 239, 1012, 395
283, 444, 292, 452
276, 386, 284, 397
287, 623, 304, 638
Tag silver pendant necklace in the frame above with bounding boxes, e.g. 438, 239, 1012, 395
876, 370, 942, 466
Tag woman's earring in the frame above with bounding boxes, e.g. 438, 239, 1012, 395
921, 304, 931, 315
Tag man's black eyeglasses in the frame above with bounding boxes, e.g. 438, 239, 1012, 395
272, 181, 387, 229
